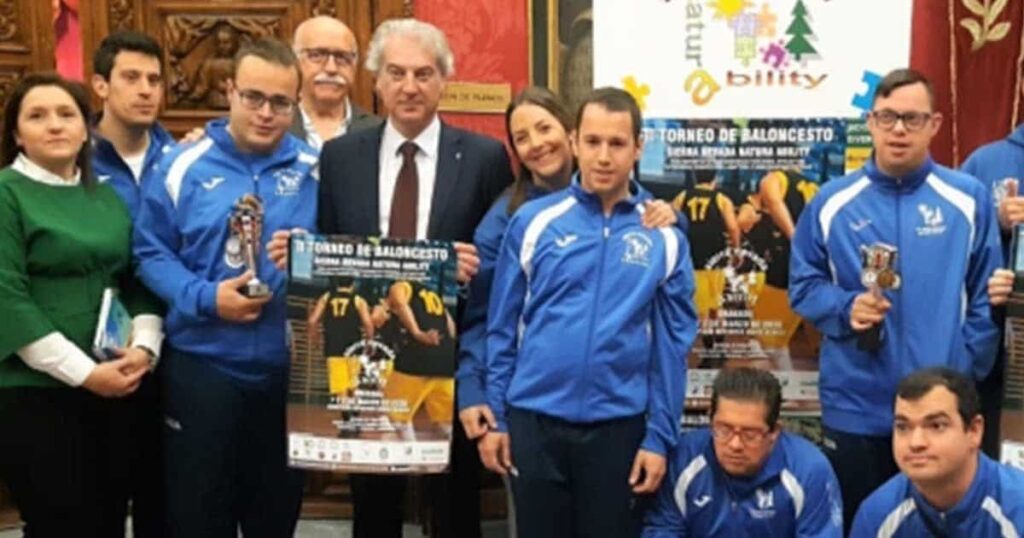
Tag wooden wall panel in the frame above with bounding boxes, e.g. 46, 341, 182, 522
0, 1, 58, 523
1, 2, 504, 530
0, 0, 56, 108
80, 0, 409, 136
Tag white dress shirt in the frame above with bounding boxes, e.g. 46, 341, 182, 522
378, 116, 441, 239
300, 98, 352, 152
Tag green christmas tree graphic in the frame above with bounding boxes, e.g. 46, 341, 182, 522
785, 0, 817, 61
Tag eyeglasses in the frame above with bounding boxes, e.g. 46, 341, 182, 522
236, 89, 295, 116
299, 48, 358, 67
710, 422, 771, 444
870, 109, 933, 132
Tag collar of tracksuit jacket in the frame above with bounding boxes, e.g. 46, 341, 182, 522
568, 173, 648, 211
204, 117, 305, 171
864, 155, 935, 193
906, 453, 990, 533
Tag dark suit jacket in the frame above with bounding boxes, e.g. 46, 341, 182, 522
317, 120, 513, 245
289, 102, 383, 142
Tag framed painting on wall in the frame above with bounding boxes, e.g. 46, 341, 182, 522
530, 0, 593, 113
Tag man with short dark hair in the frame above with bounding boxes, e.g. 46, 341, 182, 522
851, 368, 1024, 536
480, 87, 697, 537
90, 30, 173, 538
133, 37, 316, 536
789, 68, 1002, 530
644, 368, 843, 537
92, 31, 175, 217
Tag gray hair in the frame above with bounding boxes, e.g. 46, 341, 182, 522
364, 19, 455, 77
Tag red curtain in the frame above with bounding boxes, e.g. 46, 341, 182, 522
54, 0, 83, 81
416, 0, 530, 142
911, 0, 1024, 166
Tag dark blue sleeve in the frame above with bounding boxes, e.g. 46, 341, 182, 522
643, 229, 696, 456
456, 198, 509, 410
848, 493, 887, 538
642, 439, 689, 537
133, 154, 218, 320
962, 182, 1002, 379
485, 213, 530, 432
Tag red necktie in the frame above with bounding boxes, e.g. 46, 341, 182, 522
388, 141, 419, 239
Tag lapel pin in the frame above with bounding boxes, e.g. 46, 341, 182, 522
455, 151, 462, 160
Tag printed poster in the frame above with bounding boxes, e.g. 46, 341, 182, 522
286, 234, 458, 473
594, 0, 911, 412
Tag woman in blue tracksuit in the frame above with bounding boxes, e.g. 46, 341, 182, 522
454, 88, 679, 536
455, 87, 677, 438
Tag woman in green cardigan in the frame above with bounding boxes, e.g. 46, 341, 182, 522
0, 73, 163, 537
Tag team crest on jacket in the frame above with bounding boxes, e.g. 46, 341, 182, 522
274, 168, 303, 196
748, 488, 776, 519
916, 204, 946, 236
621, 232, 653, 267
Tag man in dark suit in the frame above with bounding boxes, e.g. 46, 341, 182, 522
269, 18, 512, 538
290, 16, 382, 150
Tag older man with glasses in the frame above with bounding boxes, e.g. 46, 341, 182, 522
643, 368, 843, 537
789, 68, 1002, 533
133, 37, 318, 536
291, 16, 382, 151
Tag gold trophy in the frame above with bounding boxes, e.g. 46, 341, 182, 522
858, 242, 900, 353
230, 193, 271, 297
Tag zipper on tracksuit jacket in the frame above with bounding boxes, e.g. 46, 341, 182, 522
579, 211, 611, 420
894, 179, 903, 370
251, 170, 261, 361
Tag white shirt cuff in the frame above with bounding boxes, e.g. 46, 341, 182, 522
17, 332, 96, 387
131, 314, 164, 365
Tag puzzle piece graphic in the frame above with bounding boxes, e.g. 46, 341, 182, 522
851, 71, 882, 112
760, 41, 788, 69
622, 75, 651, 111
730, 12, 758, 36
735, 36, 756, 66
756, 3, 777, 37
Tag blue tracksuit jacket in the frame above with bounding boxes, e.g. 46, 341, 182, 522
485, 178, 697, 456
644, 428, 844, 537
133, 118, 318, 383
851, 453, 1024, 537
93, 122, 176, 219
789, 157, 1001, 435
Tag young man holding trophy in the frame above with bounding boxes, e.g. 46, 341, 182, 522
132, 38, 318, 536
788, 68, 1002, 533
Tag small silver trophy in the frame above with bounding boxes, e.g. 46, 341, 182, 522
230, 193, 271, 298
858, 242, 900, 352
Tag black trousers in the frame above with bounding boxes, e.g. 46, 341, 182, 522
507, 408, 647, 538
0, 386, 141, 537
125, 369, 165, 538
162, 349, 304, 538
979, 349, 1004, 459
350, 416, 482, 538
821, 426, 899, 535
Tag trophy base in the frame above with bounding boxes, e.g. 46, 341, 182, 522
243, 279, 271, 298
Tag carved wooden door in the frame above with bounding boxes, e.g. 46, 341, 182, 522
0, 1, 58, 115
0, 0, 59, 527
0, 0, 410, 527
80, 0, 411, 136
